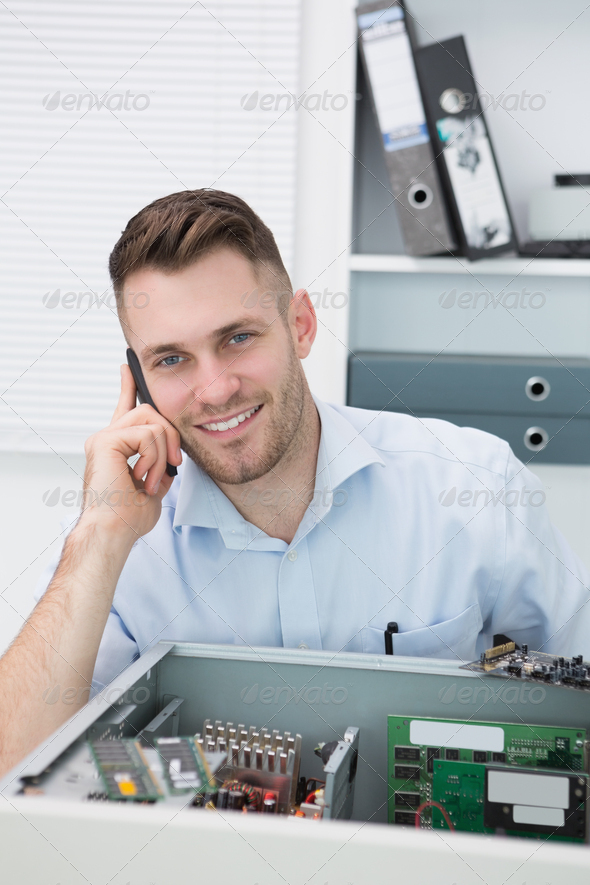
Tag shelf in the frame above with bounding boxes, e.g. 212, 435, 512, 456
349, 254, 590, 277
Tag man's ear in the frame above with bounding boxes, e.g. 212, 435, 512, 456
289, 288, 317, 358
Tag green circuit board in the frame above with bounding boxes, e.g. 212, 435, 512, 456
90, 736, 216, 802
431, 759, 587, 841
90, 739, 162, 802
431, 759, 489, 833
388, 715, 588, 841
155, 736, 216, 797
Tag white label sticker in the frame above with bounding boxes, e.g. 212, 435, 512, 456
488, 770, 569, 809
409, 720, 504, 752
513, 805, 565, 827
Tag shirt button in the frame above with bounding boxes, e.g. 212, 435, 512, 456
287, 549, 298, 562
298, 642, 309, 649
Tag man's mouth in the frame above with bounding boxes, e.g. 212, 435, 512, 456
198, 404, 262, 433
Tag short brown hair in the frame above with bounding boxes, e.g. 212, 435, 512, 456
109, 189, 292, 314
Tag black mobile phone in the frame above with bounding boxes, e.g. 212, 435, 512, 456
126, 348, 178, 477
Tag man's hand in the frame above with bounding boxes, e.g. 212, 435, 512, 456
80, 364, 183, 540
0, 363, 183, 779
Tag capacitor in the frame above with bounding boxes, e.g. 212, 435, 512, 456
217, 787, 229, 809
228, 790, 245, 811
262, 795, 277, 814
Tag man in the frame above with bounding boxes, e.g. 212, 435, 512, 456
1, 189, 589, 776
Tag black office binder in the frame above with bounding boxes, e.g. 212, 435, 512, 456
356, 2, 457, 256
414, 36, 518, 261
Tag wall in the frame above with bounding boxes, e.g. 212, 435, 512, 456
0, 453, 85, 655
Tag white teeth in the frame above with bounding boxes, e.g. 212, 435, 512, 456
202, 405, 260, 431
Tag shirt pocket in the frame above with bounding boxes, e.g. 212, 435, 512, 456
361, 603, 482, 662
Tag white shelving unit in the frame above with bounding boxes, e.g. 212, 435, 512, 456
293, 0, 590, 567
347, 248, 590, 572
349, 254, 590, 277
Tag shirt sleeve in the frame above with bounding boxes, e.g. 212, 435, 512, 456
486, 449, 590, 657
33, 513, 140, 697
91, 609, 139, 696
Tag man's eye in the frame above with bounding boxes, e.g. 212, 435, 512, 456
160, 355, 185, 366
230, 333, 250, 345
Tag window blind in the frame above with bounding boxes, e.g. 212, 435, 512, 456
0, 0, 300, 453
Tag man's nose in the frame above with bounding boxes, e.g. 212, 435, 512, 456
190, 358, 241, 408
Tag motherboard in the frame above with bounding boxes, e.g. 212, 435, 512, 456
46, 718, 360, 822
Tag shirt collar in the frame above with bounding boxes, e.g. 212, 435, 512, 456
312, 395, 385, 491
172, 395, 384, 547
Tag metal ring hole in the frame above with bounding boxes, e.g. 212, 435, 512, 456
524, 426, 549, 451
408, 183, 433, 210
525, 376, 550, 402
439, 87, 467, 114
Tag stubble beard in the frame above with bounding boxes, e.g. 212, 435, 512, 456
176, 346, 307, 485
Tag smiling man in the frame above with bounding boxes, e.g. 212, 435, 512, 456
1, 188, 590, 775
121, 230, 321, 544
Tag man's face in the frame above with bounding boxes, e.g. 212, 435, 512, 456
124, 249, 316, 485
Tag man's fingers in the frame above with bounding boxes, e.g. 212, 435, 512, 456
112, 402, 182, 467
94, 424, 165, 481
111, 364, 138, 424
132, 425, 169, 493
155, 471, 175, 501
108, 367, 182, 474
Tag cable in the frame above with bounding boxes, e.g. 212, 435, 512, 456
414, 800, 455, 831
306, 778, 325, 791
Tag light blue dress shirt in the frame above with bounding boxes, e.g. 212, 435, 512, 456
36, 396, 590, 692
